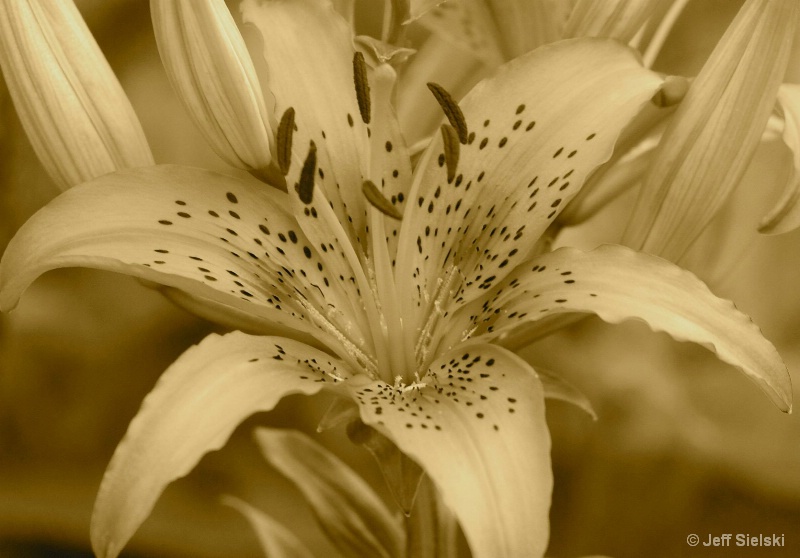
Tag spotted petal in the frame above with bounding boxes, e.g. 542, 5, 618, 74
395, 38, 662, 336
0, 165, 373, 365
91, 331, 350, 558
346, 344, 552, 558
255, 428, 404, 558
562, 0, 674, 43
241, 0, 370, 251
449, 245, 791, 411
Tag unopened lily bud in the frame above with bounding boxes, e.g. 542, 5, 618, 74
622, 0, 799, 262
0, 0, 153, 190
151, 0, 273, 175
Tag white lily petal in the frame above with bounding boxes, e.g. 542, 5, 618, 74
622, 0, 800, 261
420, 0, 570, 62
241, 0, 371, 251
223, 496, 315, 558
453, 245, 791, 411
346, 344, 552, 558
417, 1, 505, 65
151, 0, 274, 174
396, 39, 662, 336
0, 165, 373, 364
91, 331, 348, 558
563, 0, 674, 44
0, 0, 153, 189
255, 428, 404, 558
759, 84, 800, 234
331, 0, 356, 27
482, 0, 572, 58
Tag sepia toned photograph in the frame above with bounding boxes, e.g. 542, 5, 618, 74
2, 0, 800, 556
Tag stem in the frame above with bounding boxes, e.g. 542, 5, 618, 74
405, 475, 460, 558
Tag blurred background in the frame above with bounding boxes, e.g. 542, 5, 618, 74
2, 0, 800, 556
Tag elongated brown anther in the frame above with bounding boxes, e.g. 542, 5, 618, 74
353, 51, 371, 124
277, 107, 295, 175
298, 140, 317, 204
440, 123, 460, 183
427, 82, 468, 144
362, 179, 402, 220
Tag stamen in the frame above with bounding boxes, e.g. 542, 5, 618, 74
298, 296, 378, 378
362, 179, 402, 220
353, 51, 371, 124
427, 82, 468, 144
440, 123, 460, 183
276, 107, 295, 175
415, 265, 462, 369
297, 140, 317, 204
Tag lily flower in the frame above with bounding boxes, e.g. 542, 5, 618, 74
0, 0, 153, 190
0, 1, 790, 558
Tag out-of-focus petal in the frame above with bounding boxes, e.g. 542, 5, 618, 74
759, 84, 800, 234
91, 332, 348, 558
450, 245, 791, 412
223, 496, 315, 558
416, 1, 506, 65
347, 344, 552, 558
419, 0, 570, 62
563, 0, 674, 44
151, 0, 274, 175
255, 428, 404, 558
0, 0, 153, 189
622, 0, 800, 261
407, 0, 446, 22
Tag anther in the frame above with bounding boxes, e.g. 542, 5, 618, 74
297, 140, 317, 204
440, 123, 460, 183
353, 52, 371, 124
427, 82, 468, 144
277, 107, 295, 175
362, 179, 402, 220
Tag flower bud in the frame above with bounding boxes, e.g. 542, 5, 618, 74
151, 0, 273, 174
0, 0, 154, 190
622, 0, 799, 262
